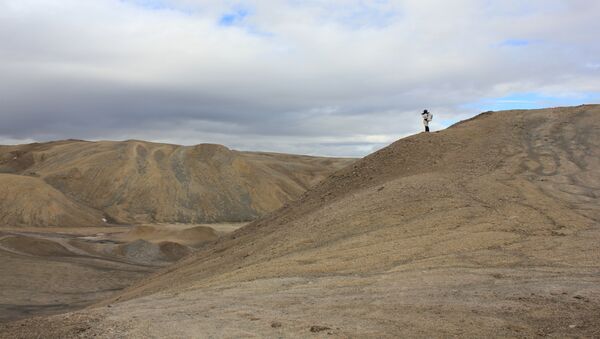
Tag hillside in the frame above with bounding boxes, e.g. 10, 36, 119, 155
0, 140, 353, 226
0, 174, 105, 227
2, 105, 599, 338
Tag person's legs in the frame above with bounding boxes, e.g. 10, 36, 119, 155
425, 125, 429, 132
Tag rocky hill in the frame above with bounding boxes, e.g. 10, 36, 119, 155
0, 140, 353, 226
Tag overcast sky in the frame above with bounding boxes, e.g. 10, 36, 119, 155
1, 0, 599, 156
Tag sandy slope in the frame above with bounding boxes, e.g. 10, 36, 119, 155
2, 105, 599, 338
0, 141, 353, 226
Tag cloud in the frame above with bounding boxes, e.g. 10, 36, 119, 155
0, 0, 599, 156
500, 39, 531, 47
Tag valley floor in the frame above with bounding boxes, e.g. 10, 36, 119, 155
0, 223, 245, 323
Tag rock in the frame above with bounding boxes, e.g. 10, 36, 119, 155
310, 325, 331, 333
271, 321, 282, 328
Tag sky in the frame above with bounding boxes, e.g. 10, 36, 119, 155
0, 0, 599, 157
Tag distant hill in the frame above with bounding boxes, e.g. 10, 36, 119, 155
0, 173, 106, 227
0, 140, 353, 226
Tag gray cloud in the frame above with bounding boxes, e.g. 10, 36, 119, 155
1, 0, 599, 156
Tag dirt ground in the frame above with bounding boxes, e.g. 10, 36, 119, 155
8, 267, 598, 338
1, 106, 599, 338
0, 223, 245, 323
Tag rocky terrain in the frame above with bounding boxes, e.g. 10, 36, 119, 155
2, 105, 599, 338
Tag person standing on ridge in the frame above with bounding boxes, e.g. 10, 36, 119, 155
421, 109, 433, 132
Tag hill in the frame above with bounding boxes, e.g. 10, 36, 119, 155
0, 174, 106, 227
0, 140, 353, 226
2, 105, 599, 338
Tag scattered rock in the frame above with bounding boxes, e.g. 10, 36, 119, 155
271, 321, 282, 328
75, 326, 90, 333
310, 325, 331, 333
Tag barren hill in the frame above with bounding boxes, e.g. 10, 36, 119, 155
0, 140, 353, 226
0, 174, 106, 227
3, 105, 599, 338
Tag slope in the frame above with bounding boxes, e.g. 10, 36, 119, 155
0, 140, 353, 226
3, 105, 599, 338
0, 174, 105, 227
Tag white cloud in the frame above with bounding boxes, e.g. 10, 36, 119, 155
0, 0, 599, 156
